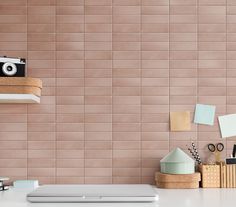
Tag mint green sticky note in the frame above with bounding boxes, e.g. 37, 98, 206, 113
218, 114, 236, 138
194, 104, 216, 126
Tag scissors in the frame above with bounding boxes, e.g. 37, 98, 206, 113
207, 143, 224, 163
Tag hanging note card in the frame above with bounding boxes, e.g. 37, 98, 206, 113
194, 104, 216, 126
218, 114, 236, 138
170, 111, 191, 131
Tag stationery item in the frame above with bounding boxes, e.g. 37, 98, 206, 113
194, 104, 216, 126
233, 144, 236, 157
226, 158, 236, 164
170, 111, 191, 131
191, 142, 202, 164
218, 114, 236, 138
226, 144, 236, 164
0, 177, 9, 191
187, 142, 202, 164
160, 147, 195, 174
155, 172, 201, 189
207, 143, 224, 163
13, 180, 39, 189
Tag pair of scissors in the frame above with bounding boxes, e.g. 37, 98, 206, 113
207, 143, 224, 163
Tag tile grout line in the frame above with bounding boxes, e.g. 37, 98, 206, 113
168, 0, 170, 155
26, 0, 28, 181
111, 0, 113, 184
196, 0, 199, 154
84, 0, 85, 184
226, 0, 228, 156
140, 0, 142, 184
55, 1, 57, 184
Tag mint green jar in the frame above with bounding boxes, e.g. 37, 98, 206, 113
160, 148, 195, 174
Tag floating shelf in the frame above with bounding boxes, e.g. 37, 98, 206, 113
0, 77, 42, 104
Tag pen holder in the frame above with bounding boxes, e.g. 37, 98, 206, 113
198, 164, 220, 188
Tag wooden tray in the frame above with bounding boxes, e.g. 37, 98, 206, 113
156, 181, 199, 189
155, 172, 201, 189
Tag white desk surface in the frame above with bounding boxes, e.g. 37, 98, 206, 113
1, 187, 236, 207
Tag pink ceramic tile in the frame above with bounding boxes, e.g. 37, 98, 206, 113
113, 132, 140, 141
85, 114, 111, 123
85, 6, 111, 15
56, 177, 84, 184
85, 168, 112, 177
113, 114, 140, 123
85, 177, 112, 184
113, 177, 141, 184
57, 168, 84, 177
113, 168, 140, 177
170, 6, 197, 15
28, 159, 55, 168
85, 159, 112, 168
113, 158, 141, 168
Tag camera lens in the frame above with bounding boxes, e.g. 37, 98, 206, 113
7, 66, 13, 71
2, 62, 17, 76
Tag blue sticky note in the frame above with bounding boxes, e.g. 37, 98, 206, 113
218, 114, 236, 138
194, 104, 216, 126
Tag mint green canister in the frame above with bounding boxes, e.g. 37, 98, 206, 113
160, 147, 195, 174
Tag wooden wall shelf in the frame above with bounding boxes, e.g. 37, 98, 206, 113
0, 77, 42, 104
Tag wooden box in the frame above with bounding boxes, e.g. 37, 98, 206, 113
220, 163, 236, 188
155, 172, 201, 189
199, 164, 220, 188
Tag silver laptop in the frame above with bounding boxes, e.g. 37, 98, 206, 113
27, 184, 158, 203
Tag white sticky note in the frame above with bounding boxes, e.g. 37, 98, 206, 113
218, 114, 236, 138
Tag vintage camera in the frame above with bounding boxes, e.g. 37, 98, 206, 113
0, 56, 25, 77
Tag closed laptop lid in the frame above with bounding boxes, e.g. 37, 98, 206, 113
27, 184, 157, 198
27, 184, 158, 202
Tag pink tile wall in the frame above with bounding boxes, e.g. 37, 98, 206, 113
0, 0, 235, 184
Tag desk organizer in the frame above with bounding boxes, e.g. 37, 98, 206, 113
155, 172, 201, 189
199, 164, 220, 188
199, 163, 236, 188
220, 163, 236, 188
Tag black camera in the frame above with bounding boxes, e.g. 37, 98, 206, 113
0, 56, 25, 77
